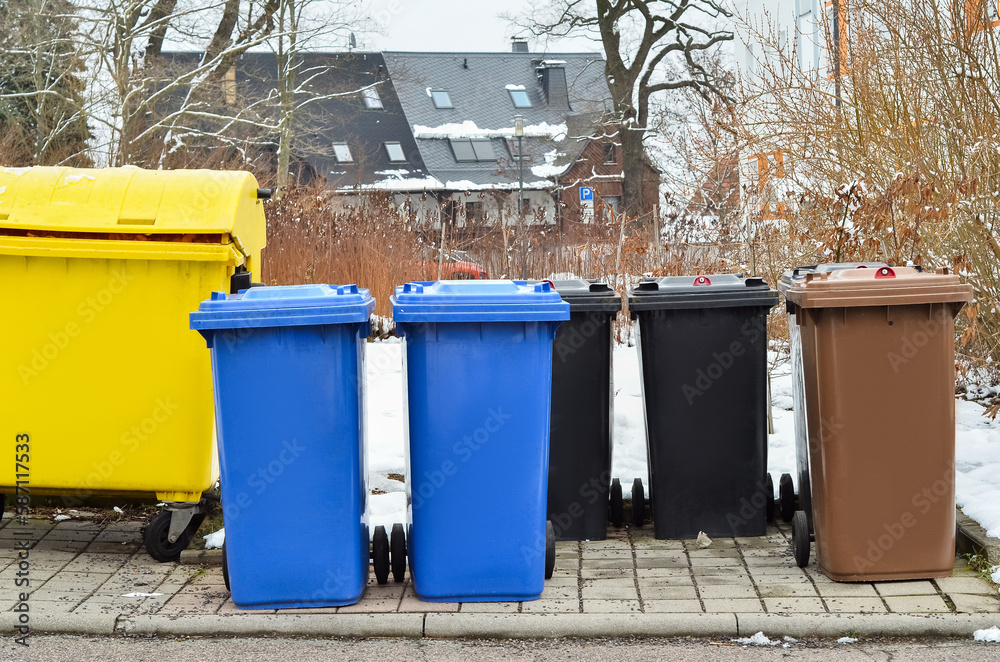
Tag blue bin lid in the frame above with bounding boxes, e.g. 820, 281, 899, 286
391, 280, 570, 322
190, 284, 375, 331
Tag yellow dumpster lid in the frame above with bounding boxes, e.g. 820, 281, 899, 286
0, 167, 267, 245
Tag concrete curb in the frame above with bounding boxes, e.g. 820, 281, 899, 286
956, 508, 1000, 566
18, 611, 1000, 639
115, 613, 425, 638
735, 613, 1000, 638
179, 548, 223, 566
0, 613, 118, 636
424, 613, 738, 638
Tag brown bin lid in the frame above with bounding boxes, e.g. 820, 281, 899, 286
784, 265, 973, 308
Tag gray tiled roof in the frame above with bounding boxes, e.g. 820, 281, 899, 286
383, 51, 612, 189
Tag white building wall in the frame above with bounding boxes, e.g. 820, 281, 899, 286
735, 0, 829, 86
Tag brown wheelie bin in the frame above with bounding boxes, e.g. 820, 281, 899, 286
783, 265, 972, 581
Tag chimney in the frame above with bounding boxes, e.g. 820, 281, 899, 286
537, 60, 570, 110
511, 37, 529, 53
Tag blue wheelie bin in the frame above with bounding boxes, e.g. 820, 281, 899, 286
391, 280, 569, 602
190, 284, 375, 609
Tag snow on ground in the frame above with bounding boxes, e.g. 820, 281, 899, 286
974, 626, 1000, 642
733, 632, 778, 646
955, 400, 1000, 538
358, 338, 1000, 538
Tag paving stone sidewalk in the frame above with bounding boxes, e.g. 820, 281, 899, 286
2, 514, 998, 620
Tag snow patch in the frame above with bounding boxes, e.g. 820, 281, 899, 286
991, 566, 1000, 584
974, 626, 1000, 642
955, 400, 1000, 537
531, 148, 566, 178
733, 632, 778, 646
203, 528, 225, 549
505, 84, 526, 90
413, 120, 566, 141
0, 167, 29, 176
53, 515, 71, 522
0, 186, 6, 196
837, 637, 859, 643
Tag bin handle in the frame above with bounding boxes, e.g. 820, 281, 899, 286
693, 276, 711, 286
874, 266, 896, 279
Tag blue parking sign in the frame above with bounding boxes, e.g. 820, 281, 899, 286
579, 187, 593, 202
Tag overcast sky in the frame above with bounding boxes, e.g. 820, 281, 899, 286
361, 0, 599, 53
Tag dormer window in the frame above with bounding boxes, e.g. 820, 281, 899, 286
333, 143, 353, 163
431, 90, 453, 108
509, 89, 531, 108
450, 138, 495, 162
362, 87, 383, 109
385, 141, 406, 162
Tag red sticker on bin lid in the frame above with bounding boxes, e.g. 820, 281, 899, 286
693, 276, 712, 286
874, 267, 896, 279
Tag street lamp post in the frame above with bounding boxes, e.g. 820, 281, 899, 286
515, 115, 525, 279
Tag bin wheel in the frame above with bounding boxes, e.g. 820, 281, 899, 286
631, 478, 645, 528
221, 541, 230, 593
765, 473, 775, 523
545, 521, 555, 580
609, 478, 624, 528
390, 523, 407, 583
792, 510, 810, 568
144, 511, 205, 563
779, 473, 796, 522
372, 525, 390, 585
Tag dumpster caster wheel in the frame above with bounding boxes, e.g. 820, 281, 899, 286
372, 525, 390, 585
779, 473, 796, 522
144, 510, 203, 563
792, 510, 810, 568
545, 521, 555, 580
765, 473, 776, 523
221, 541, 230, 593
609, 478, 624, 528
390, 523, 407, 583
631, 478, 645, 528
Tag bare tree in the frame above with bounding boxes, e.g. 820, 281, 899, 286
0, 0, 90, 165
733, 0, 1000, 384
516, 0, 734, 219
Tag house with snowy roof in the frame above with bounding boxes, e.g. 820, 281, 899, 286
162, 42, 658, 230
303, 42, 659, 231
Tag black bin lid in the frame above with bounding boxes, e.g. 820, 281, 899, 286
549, 279, 622, 313
628, 274, 779, 311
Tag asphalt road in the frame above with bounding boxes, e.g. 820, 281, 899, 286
3, 636, 998, 661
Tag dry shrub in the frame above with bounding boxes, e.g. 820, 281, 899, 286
731, 0, 1000, 387
261, 186, 422, 322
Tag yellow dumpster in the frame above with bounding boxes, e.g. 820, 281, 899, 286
0, 166, 267, 561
